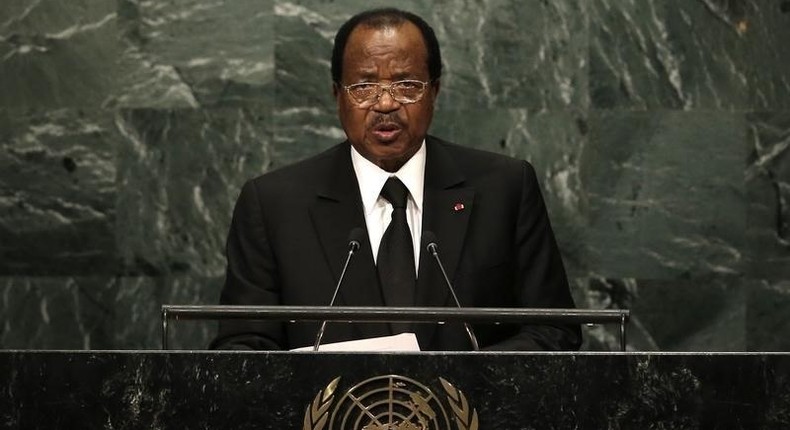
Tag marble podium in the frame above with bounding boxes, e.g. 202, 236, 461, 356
2, 351, 789, 429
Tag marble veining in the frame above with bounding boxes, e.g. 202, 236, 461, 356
2, 352, 790, 428
0, 109, 118, 274
0, 0, 788, 351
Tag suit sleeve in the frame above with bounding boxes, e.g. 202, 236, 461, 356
209, 180, 285, 350
485, 161, 582, 351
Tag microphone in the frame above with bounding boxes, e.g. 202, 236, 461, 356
423, 231, 480, 351
313, 227, 365, 351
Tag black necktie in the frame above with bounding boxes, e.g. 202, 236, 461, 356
377, 177, 416, 332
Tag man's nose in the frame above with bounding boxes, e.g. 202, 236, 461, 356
372, 88, 401, 113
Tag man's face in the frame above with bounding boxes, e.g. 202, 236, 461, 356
334, 22, 439, 172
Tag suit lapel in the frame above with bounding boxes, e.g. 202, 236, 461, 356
307, 138, 476, 347
308, 142, 388, 340
415, 137, 475, 347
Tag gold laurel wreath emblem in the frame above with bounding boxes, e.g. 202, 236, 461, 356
440, 378, 479, 430
303, 376, 479, 430
303, 377, 340, 430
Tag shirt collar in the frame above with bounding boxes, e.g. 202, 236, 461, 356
351, 140, 426, 216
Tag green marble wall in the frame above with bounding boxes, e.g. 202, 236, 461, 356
1, 0, 788, 351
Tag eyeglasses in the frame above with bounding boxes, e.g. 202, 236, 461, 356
343, 80, 430, 107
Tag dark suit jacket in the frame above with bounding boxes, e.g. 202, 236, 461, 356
210, 136, 581, 351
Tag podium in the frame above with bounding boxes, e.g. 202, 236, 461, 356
2, 351, 789, 428
3, 307, 787, 428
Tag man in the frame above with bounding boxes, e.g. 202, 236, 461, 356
210, 8, 581, 351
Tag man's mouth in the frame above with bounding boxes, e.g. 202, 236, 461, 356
371, 123, 402, 142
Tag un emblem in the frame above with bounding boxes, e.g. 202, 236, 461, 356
303, 375, 479, 430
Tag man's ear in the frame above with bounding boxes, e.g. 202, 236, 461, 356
431, 78, 441, 97
332, 82, 340, 100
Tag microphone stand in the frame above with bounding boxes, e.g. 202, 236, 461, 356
313, 237, 361, 351
425, 238, 480, 351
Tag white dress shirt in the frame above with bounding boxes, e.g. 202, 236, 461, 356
350, 141, 425, 274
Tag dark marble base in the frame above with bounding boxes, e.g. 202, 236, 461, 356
2, 352, 789, 429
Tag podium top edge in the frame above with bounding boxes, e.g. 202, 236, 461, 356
160, 305, 629, 323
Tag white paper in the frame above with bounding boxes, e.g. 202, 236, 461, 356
291, 332, 421, 352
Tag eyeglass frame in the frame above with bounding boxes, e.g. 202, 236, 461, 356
341, 79, 434, 107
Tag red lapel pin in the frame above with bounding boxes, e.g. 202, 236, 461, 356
453, 202, 465, 212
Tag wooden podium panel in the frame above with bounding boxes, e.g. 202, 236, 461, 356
1, 352, 789, 428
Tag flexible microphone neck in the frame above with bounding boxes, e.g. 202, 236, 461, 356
423, 231, 480, 351
313, 228, 364, 351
